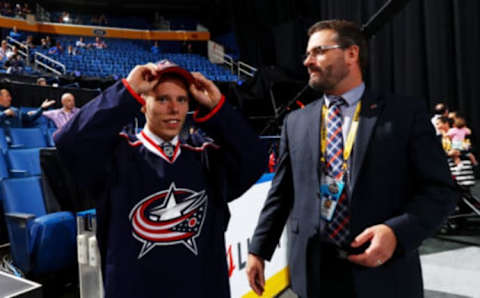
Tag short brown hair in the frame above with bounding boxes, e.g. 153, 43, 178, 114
308, 19, 368, 72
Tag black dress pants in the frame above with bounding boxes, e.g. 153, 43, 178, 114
306, 237, 356, 298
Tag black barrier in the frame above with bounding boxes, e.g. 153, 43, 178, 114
0, 77, 101, 109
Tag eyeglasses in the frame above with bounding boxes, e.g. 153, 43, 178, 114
303, 45, 343, 61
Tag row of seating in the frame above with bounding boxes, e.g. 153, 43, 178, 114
0, 127, 54, 154
32, 36, 240, 81
0, 116, 77, 274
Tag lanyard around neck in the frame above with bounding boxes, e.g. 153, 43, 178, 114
320, 101, 362, 168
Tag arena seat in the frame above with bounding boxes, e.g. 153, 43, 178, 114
7, 148, 42, 177
8, 128, 48, 148
1, 176, 76, 274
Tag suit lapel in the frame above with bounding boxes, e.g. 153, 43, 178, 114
305, 99, 324, 179
349, 90, 383, 196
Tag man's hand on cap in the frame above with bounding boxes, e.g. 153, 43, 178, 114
126, 63, 161, 95
189, 72, 221, 110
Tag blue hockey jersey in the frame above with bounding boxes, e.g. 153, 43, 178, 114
54, 80, 267, 298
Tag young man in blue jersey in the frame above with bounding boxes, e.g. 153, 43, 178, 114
55, 60, 267, 298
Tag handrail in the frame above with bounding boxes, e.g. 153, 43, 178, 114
33, 52, 65, 75
5, 36, 29, 65
211, 46, 234, 73
238, 61, 257, 78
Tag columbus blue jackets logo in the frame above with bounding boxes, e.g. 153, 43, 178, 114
129, 183, 207, 259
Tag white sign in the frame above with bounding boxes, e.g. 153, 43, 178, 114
226, 174, 289, 297
208, 40, 225, 64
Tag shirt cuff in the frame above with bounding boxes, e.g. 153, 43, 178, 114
122, 79, 145, 105
193, 95, 226, 123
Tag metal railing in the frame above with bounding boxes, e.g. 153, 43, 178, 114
237, 61, 257, 79
33, 52, 66, 75
210, 43, 257, 80
5, 36, 29, 65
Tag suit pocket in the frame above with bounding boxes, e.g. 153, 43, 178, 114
290, 218, 299, 234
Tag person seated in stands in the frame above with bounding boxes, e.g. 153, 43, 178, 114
0, 88, 55, 129
0, 40, 8, 62
14, 3, 24, 18
59, 11, 72, 23
67, 45, 77, 56
24, 35, 35, 49
4, 46, 24, 74
43, 93, 79, 129
48, 41, 64, 55
0, 2, 13, 16
75, 37, 90, 49
45, 35, 52, 48
9, 26, 23, 41
98, 13, 108, 26
40, 38, 48, 49
93, 37, 107, 49
151, 41, 160, 55
37, 77, 47, 86
22, 3, 31, 15
447, 115, 478, 167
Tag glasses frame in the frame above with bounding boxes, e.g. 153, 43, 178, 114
303, 44, 343, 61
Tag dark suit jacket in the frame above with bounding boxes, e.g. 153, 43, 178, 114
249, 90, 457, 298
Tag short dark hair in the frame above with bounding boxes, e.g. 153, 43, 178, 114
308, 19, 368, 72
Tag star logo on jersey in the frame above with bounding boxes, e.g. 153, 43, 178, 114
129, 183, 207, 259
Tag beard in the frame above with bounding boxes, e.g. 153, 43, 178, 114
307, 57, 350, 92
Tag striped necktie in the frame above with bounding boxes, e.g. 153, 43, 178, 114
325, 97, 350, 246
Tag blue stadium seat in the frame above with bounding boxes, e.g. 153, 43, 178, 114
0, 128, 9, 154
1, 176, 76, 274
7, 148, 42, 177
9, 128, 48, 148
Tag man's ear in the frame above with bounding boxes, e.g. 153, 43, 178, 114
140, 105, 146, 114
345, 44, 360, 65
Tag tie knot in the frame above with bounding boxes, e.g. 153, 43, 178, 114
328, 96, 346, 108
161, 142, 175, 158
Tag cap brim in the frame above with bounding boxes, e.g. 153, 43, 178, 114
157, 66, 195, 85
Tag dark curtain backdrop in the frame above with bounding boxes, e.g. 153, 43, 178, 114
228, 0, 480, 152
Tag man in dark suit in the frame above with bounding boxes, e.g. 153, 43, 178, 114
246, 19, 457, 298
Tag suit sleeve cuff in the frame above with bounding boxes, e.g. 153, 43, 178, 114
193, 95, 226, 123
122, 79, 145, 105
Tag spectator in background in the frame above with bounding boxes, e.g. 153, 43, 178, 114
24, 35, 35, 49
431, 102, 448, 135
151, 41, 160, 55
59, 11, 71, 23
22, 3, 31, 15
9, 26, 23, 41
75, 37, 90, 49
447, 115, 478, 167
0, 40, 8, 61
0, 2, 13, 16
67, 45, 77, 56
37, 77, 47, 86
4, 46, 24, 74
43, 93, 79, 129
93, 37, 107, 49
45, 35, 52, 48
0, 88, 55, 129
14, 3, 24, 18
40, 38, 48, 49
98, 14, 108, 26
435, 116, 453, 153
48, 41, 64, 55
